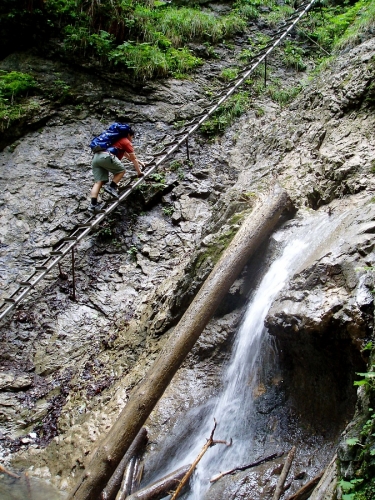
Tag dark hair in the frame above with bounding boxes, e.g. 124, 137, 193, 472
127, 127, 135, 137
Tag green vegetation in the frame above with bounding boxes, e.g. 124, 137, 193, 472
282, 41, 306, 71
127, 246, 138, 259
264, 4, 294, 28
338, 340, 375, 500
298, 0, 375, 53
219, 67, 240, 82
267, 81, 303, 106
0, 71, 40, 132
0, 0, 373, 136
0, 1, 248, 82
0, 71, 36, 99
162, 205, 174, 217
201, 91, 251, 137
169, 159, 183, 171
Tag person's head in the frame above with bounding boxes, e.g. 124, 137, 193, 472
126, 126, 135, 139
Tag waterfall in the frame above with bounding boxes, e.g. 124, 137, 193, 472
151, 210, 347, 499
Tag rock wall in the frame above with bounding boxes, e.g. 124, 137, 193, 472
0, 23, 374, 500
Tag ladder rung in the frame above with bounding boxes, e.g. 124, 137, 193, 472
51, 250, 63, 255
35, 266, 48, 271
19, 281, 33, 287
77, 224, 93, 228
3, 298, 16, 303
64, 237, 77, 241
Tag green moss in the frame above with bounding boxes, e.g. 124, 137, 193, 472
195, 208, 252, 271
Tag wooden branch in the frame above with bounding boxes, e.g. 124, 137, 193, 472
115, 457, 136, 500
0, 464, 21, 479
210, 451, 284, 483
132, 459, 143, 493
101, 428, 148, 500
68, 187, 293, 500
286, 472, 323, 500
126, 464, 191, 500
170, 419, 231, 500
272, 446, 296, 500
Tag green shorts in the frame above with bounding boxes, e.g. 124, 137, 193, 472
91, 152, 125, 182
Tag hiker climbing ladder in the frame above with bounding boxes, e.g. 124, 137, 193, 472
0, 0, 318, 323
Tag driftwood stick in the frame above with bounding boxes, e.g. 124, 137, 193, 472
170, 420, 231, 500
68, 187, 293, 500
210, 451, 284, 483
287, 472, 323, 500
126, 464, 191, 500
115, 457, 136, 500
101, 428, 148, 500
132, 461, 143, 493
0, 464, 21, 479
273, 446, 296, 500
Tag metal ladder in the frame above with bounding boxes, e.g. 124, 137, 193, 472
0, 0, 318, 323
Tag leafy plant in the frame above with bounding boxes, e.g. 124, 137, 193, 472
201, 91, 250, 136
0, 71, 37, 99
237, 48, 255, 63
51, 78, 71, 101
150, 172, 166, 184
299, 0, 373, 53
263, 4, 294, 28
338, 363, 375, 500
109, 41, 201, 80
354, 367, 375, 389
219, 67, 239, 82
127, 246, 138, 259
170, 159, 183, 171
268, 82, 302, 106
282, 41, 306, 71
162, 205, 174, 217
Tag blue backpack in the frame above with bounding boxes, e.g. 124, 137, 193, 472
89, 123, 132, 153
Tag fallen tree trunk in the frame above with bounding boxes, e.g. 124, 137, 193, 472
68, 186, 293, 500
126, 465, 191, 500
101, 428, 148, 500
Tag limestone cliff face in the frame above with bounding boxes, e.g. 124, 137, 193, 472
0, 24, 374, 500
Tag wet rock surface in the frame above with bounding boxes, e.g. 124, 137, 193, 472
0, 22, 374, 500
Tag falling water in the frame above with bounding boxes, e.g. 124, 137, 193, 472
159, 210, 348, 500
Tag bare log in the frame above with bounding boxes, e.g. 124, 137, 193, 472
101, 428, 148, 500
273, 446, 296, 500
68, 186, 293, 500
115, 457, 136, 500
287, 472, 323, 500
171, 420, 231, 500
210, 451, 284, 483
126, 464, 191, 500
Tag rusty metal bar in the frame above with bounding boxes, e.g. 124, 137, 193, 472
71, 247, 76, 301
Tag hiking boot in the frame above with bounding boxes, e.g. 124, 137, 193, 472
88, 202, 104, 213
104, 184, 119, 198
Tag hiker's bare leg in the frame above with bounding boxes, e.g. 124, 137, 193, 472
113, 171, 125, 184
91, 181, 104, 198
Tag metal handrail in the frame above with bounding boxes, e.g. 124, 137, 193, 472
0, 0, 318, 322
